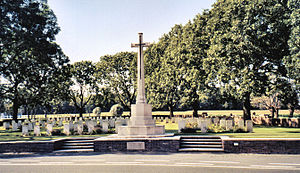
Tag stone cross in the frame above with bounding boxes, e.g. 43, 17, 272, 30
131, 33, 150, 103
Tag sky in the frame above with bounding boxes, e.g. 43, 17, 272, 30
48, 0, 216, 63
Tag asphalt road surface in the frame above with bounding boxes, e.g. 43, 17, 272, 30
1, 152, 300, 173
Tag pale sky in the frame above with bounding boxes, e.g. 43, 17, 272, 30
48, 0, 216, 63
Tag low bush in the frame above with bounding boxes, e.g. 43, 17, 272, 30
233, 126, 247, 133
110, 104, 124, 117
208, 124, 225, 133
93, 107, 101, 116
181, 128, 197, 133
51, 129, 63, 136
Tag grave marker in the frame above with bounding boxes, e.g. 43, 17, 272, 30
34, 125, 41, 136
246, 120, 253, 132
22, 125, 29, 136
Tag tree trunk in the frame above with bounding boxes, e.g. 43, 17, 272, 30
168, 104, 174, 118
275, 108, 279, 118
192, 100, 199, 118
12, 98, 19, 122
270, 107, 275, 118
288, 105, 294, 118
243, 93, 251, 120
79, 107, 84, 118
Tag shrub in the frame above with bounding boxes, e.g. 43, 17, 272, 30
181, 128, 197, 133
181, 122, 198, 133
208, 124, 225, 133
110, 104, 124, 117
186, 122, 198, 129
51, 129, 63, 136
233, 126, 247, 133
93, 107, 101, 116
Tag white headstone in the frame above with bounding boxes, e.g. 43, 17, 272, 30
17, 120, 22, 128
69, 121, 73, 130
77, 124, 83, 135
3, 122, 10, 130
178, 119, 186, 133
220, 119, 226, 128
58, 119, 63, 126
22, 125, 29, 136
87, 121, 95, 134
200, 121, 208, 133
12, 121, 18, 131
28, 122, 33, 131
46, 124, 53, 136
237, 119, 244, 129
64, 124, 70, 136
109, 119, 115, 128
246, 120, 253, 132
226, 120, 234, 131
102, 120, 109, 133
34, 125, 41, 136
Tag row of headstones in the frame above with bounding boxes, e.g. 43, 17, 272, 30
18, 118, 129, 136
177, 118, 253, 133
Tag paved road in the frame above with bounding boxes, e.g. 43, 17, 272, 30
1, 152, 300, 173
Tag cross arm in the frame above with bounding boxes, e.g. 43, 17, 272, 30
131, 42, 151, 48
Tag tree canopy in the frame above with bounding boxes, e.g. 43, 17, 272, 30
0, 0, 69, 120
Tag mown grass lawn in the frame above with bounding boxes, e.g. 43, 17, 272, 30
26, 109, 300, 119
156, 121, 300, 138
1, 120, 300, 142
0, 126, 109, 142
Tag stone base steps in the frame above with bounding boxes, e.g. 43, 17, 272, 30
179, 136, 224, 152
54, 149, 94, 153
55, 138, 96, 152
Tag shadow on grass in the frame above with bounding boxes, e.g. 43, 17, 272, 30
286, 131, 300, 133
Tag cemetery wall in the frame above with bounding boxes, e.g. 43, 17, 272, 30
0, 141, 55, 153
223, 138, 300, 154
94, 136, 180, 152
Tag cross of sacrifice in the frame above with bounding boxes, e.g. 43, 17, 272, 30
131, 33, 150, 103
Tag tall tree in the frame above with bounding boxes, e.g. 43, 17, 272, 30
284, 0, 300, 86
70, 61, 97, 117
96, 52, 137, 111
204, 0, 293, 120
179, 11, 211, 117
93, 87, 116, 112
145, 25, 184, 117
0, 0, 69, 121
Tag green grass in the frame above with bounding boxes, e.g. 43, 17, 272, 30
24, 109, 299, 119
0, 126, 110, 142
1, 113, 300, 141
216, 126, 300, 138
155, 120, 300, 138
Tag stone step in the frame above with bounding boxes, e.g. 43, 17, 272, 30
180, 145, 223, 148
54, 149, 94, 153
64, 140, 95, 143
178, 148, 224, 152
64, 137, 97, 140
181, 141, 222, 145
61, 145, 94, 149
180, 136, 221, 139
181, 138, 222, 142
63, 142, 94, 146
